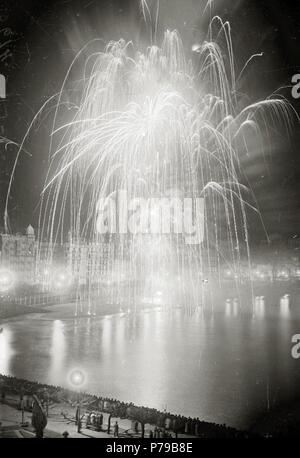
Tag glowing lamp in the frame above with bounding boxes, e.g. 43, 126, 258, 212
52, 268, 72, 291
69, 369, 85, 388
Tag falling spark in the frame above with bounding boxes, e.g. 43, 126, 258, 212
140, 0, 152, 23
5, 5, 295, 312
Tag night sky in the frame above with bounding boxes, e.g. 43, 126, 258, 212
0, 0, 299, 243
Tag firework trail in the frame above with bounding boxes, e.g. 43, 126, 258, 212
140, 0, 152, 23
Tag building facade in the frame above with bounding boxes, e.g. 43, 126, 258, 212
0, 225, 36, 284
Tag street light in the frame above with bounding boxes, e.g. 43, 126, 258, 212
70, 369, 85, 387
68, 369, 86, 433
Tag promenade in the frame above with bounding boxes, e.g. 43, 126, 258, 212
0, 394, 193, 439
0, 374, 247, 438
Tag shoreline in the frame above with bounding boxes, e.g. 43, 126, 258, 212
2, 283, 300, 437
0, 303, 51, 321
1, 278, 299, 323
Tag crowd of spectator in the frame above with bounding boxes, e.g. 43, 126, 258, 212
0, 374, 249, 438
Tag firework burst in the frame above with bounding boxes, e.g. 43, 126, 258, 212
6, 5, 294, 312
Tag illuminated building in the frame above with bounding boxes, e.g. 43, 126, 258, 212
0, 225, 35, 285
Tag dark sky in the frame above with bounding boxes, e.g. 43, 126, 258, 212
0, 0, 299, 242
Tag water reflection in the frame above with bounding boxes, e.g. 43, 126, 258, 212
102, 316, 113, 359
0, 327, 14, 374
225, 299, 231, 317
1, 285, 300, 429
280, 294, 290, 318
225, 298, 240, 317
233, 298, 239, 316
254, 296, 265, 318
49, 320, 66, 385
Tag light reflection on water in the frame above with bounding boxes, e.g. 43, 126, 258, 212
49, 320, 66, 385
1, 285, 300, 429
0, 327, 14, 374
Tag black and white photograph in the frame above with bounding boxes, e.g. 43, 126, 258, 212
0, 0, 300, 447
